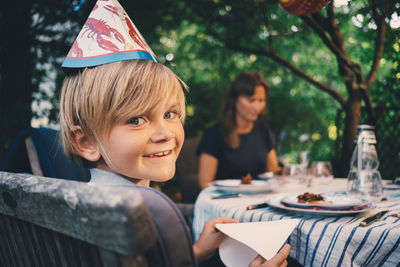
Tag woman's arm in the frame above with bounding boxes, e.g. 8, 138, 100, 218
266, 149, 281, 174
198, 153, 219, 189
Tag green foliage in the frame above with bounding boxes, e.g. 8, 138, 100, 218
148, 18, 341, 164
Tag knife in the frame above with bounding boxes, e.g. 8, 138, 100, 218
211, 193, 243, 199
360, 210, 389, 227
247, 202, 269, 210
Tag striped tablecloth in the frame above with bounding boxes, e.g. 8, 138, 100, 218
192, 179, 400, 267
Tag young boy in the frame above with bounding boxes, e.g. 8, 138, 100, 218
59, 0, 289, 265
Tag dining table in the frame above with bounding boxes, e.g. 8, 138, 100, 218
192, 177, 400, 267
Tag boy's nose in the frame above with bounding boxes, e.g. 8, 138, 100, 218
150, 121, 173, 143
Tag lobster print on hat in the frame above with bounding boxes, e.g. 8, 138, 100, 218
82, 17, 125, 52
62, 0, 157, 68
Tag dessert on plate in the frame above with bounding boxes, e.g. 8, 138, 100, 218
297, 192, 332, 205
241, 173, 253, 185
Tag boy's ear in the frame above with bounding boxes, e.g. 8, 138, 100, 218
71, 126, 101, 162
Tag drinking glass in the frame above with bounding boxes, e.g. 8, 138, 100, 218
283, 163, 307, 184
310, 161, 333, 185
299, 151, 309, 169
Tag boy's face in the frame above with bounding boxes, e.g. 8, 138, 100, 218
97, 97, 184, 183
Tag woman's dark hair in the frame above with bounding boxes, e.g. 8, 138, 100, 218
218, 71, 270, 149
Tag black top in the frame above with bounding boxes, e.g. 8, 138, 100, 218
196, 121, 276, 180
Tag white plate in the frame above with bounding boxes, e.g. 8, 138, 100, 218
266, 195, 375, 216
258, 172, 274, 179
281, 194, 369, 210
383, 183, 400, 190
210, 179, 273, 193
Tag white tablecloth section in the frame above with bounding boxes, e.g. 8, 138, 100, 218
192, 179, 400, 267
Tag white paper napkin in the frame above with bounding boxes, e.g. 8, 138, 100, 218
216, 219, 299, 267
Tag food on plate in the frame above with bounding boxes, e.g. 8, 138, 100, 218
241, 173, 253, 185
297, 192, 332, 204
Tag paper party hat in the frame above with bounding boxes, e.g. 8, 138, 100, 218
62, 0, 157, 68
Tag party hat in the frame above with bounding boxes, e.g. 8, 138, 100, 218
62, 0, 157, 68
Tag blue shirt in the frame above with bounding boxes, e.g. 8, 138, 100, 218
89, 168, 134, 186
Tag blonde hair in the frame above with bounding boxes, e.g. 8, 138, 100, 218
59, 60, 187, 164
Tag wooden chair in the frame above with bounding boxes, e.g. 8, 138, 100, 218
0, 171, 196, 267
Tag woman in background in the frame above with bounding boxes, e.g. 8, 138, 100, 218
197, 71, 281, 189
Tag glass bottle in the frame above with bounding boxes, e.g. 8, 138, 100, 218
347, 125, 383, 200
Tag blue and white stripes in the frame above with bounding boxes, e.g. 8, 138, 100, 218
193, 188, 400, 267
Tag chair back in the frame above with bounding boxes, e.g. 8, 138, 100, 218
133, 186, 196, 267
0, 171, 197, 267
0, 127, 90, 181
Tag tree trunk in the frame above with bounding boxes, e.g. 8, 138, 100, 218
338, 92, 362, 177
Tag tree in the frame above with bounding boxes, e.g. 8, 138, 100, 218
182, 0, 400, 176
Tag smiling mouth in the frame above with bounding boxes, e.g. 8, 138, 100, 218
143, 150, 172, 158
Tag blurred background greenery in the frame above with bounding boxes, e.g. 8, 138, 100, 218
1, 0, 399, 180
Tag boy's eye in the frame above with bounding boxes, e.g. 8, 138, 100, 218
164, 111, 177, 119
128, 117, 145, 126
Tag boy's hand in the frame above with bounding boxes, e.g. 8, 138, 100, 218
248, 244, 290, 267
193, 217, 238, 262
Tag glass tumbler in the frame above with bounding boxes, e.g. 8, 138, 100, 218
310, 161, 333, 185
